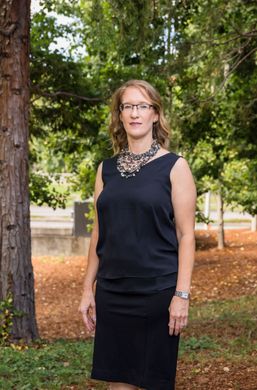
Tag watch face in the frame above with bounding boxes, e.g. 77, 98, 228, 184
175, 291, 190, 299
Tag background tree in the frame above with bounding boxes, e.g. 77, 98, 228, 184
0, 0, 38, 341
171, 0, 257, 247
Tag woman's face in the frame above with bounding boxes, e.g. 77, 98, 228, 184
119, 86, 159, 141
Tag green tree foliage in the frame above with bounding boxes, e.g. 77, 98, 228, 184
30, 6, 111, 202
30, 0, 257, 217
172, 0, 257, 215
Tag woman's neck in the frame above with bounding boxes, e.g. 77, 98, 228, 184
127, 137, 154, 154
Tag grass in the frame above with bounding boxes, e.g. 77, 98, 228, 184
179, 295, 257, 362
0, 339, 96, 390
0, 295, 256, 389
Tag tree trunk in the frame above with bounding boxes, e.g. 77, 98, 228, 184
217, 188, 225, 249
0, 0, 39, 341
204, 191, 211, 230
251, 215, 257, 232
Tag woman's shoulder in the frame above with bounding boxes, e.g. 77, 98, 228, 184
97, 154, 117, 168
169, 154, 195, 187
102, 154, 118, 163
97, 155, 118, 180
158, 149, 183, 166
159, 148, 181, 158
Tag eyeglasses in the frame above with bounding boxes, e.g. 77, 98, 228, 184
119, 103, 154, 113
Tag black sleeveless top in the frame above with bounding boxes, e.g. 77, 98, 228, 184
95, 152, 182, 294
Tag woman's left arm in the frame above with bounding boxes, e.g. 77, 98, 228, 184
168, 157, 197, 336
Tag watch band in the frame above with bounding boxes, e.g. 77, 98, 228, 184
174, 290, 190, 300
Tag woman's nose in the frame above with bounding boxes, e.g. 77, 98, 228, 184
130, 106, 139, 117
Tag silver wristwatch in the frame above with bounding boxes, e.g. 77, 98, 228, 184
174, 290, 190, 300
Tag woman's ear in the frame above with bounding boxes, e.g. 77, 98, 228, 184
153, 115, 159, 124
154, 111, 159, 124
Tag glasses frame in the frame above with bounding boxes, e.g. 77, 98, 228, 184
119, 103, 154, 112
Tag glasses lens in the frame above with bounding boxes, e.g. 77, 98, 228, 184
123, 104, 132, 110
138, 104, 150, 110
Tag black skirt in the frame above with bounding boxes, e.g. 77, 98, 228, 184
91, 283, 180, 390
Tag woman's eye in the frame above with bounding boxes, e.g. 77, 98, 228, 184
139, 104, 148, 110
123, 104, 132, 110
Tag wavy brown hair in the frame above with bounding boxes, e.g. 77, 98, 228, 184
109, 80, 171, 154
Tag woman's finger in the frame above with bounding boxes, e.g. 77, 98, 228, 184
82, 310, 94, 331
168, 317, 175, 335
84, 310, 97, 332
174, 320, 182, 336
90, 304, 96, 324
82, 311, 91, 330
92, 306, 96, 324
169, 317, 187, 336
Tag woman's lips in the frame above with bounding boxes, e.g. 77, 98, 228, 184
129, 122, 142, 126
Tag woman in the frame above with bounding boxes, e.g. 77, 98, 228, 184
78, 79, 196, 390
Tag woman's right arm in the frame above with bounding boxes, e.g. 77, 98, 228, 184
78, 161, 103, 332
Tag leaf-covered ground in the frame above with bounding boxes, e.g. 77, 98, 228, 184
33, 229, 257, 389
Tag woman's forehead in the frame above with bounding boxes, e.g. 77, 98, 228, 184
121, 86, 151, 102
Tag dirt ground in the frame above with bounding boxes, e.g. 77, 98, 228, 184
33, 229, 257, 389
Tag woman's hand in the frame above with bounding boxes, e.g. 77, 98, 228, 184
168, 295, 189, 336
78, 289, 96, 332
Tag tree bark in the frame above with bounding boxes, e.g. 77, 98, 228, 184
0, 0, 39, 341
217, 188, 225, 249
204, 191, 211, 230
251, 215, 257, 232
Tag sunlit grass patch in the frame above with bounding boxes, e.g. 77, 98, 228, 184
0, 339, 95, 389
180, 295, 257, 359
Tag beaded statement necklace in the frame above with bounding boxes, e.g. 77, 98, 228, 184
117, 139, 161, 178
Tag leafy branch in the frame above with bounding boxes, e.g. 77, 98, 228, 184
31, 86, 103, 103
